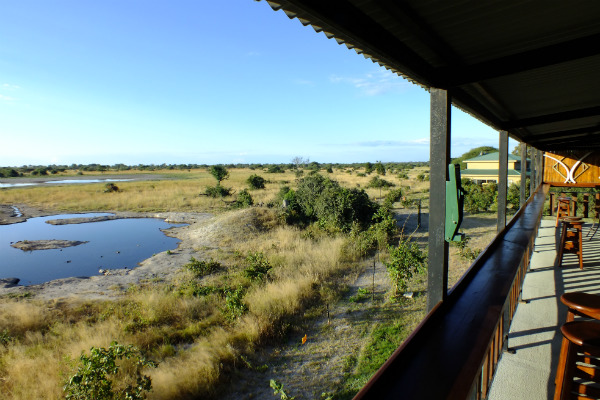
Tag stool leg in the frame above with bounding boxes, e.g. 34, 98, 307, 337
558, 224, 568, 267
578, 228, 583, 269
559, 341, 577, 400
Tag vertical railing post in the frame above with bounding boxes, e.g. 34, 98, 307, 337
537, 149, 543, 187
520, 143, 527, 207
427, 88, 451, 312
497, 131, 508, 232
530, 148, 536, 195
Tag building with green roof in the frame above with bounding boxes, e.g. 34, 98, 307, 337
462, 152, 530, 185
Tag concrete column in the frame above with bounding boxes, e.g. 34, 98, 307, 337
427, 88, 451, 312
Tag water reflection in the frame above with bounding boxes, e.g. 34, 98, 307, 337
0, 178, 133, 188
0, 213, 185, 285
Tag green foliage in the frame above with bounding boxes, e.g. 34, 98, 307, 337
244, 252, 272, 281
382, 188, 403, 209
0, 329, 13, 346
31, 167, 48, 176
287, 174, 379, 232
267, 165, 285, 173
364, 162, 373, 174
209, 165, 229, 184
349, 288, 370, 303
416, 172, 429, 182
204, 185, 232, 198
224, 286, 247, 320
0, 168, 19, 178
367, 176, 395, 188
247, 174, 266, 189
462, 179, 497, 213
453, 236, 481, 261
63, 341, 157, 400
270, 379, 296, 400
375, 161, 386, 176
385, 238, 426, 295
184, 257, 221, 277
397, 171, 409, 180
235, 189, 254, 208
507, 179, 530, 211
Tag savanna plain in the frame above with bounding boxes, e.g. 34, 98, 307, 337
0, 165, 496, 399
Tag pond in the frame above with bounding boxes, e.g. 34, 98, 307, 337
0, 178, 133, 188
0, 213, 186, 285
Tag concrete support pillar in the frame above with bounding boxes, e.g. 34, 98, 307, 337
427, 88, 451, 312
520, 142, 527, 207
497, 131, 508, 232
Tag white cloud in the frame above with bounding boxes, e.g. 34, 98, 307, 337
329, 69, 409, 96
2, 84, 21, 90
0, 94, 15, 101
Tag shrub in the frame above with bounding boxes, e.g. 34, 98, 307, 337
247, 174, 266, 189
367, 176, 395, 189
416, 172, 429, 182
385, 238, 427, 296
224, 286, 248, 320
63, 341, 157, 400
244, 252, 272, 282
397, 172, 409, 179
235, 189, 254, 208
382, 188, 403, 209
184, 257, 221, 277
462, 179, 497, 213
267, 165, 284, 173
375, 161, 386, 176
507, 178, 530, 211
205, 185, 231, 198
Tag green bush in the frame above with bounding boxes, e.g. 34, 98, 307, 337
209, 165, 229, 184
385, 238, 426, 296
184, 257, 221, 277
247, 174, 266, 189
244, 252, 272, 281
267, 165, 284, 173
104, 183, 120, 193
291, 174, 379, 232
235, 189, 254, 208
224, 286, 247, 320
382, 188, 403, 209
507, 179, 530, 211
63, 341, 157, 400
367, 176, 395, 189
205, 185, 231, 198
462, 179, 497, 213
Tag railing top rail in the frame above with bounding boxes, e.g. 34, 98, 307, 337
354, 184, 549, 400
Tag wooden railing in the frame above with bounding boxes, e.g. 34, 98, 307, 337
354, 184, 548, 400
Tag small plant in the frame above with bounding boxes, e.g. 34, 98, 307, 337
349, 288, 370, 303
244, 252, 272, 281
224, 286, 248, 320
385, 238, 427, 296
367, 176, 394, 189
184, 257, 221, 277
270, 379, 296, 400
247, 174, 266, 189
235, 189, 254, 208
63, 341, 157, 400
209, 165, 229, 185
0, 329, 13, 346
205, 185, 231, 198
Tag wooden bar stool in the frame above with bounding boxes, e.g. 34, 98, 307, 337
562, 292, 600, 322
558, 218, 584, 269
556, 197, 573, 227
554, 321, 600, 400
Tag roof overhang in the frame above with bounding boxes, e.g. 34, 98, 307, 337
264, 1, 600, 152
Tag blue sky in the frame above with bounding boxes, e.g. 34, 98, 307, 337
0, 0, 513, 166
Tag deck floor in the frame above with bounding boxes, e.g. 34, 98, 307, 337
489, 217, 600, 400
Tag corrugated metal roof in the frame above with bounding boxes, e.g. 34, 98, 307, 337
465, 152, 521, 162
262, 0, 600, 151
462, 169, 524, 177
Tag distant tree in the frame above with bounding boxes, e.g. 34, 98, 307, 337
364, 162, 374, 174
375, 161, 386, 176
247, 174, 266, 189
452, 146, 498, 170
209, 165, 229, 185
291, 156, 307, 170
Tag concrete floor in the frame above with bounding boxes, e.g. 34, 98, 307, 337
488, 218, 600, 400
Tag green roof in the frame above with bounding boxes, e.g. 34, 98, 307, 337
465, 152, 524, 162
462, 169, 528, 176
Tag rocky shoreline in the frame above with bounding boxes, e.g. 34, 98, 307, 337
11, 239, 89, 251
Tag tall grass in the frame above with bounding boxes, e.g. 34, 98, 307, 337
0, 215, 356, 399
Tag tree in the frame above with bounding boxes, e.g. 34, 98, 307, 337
375, 161, 386, 176
291, 156, 308, 170
209, 165, 229, 185
364, 162, 374, 174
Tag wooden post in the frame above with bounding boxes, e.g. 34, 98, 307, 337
497, 131, 508, 232
427, 88, 451, 312
530, 149, 536, 194
520, 143, 527, 208
550, 192, 555, 216
584, 193, 589, 218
